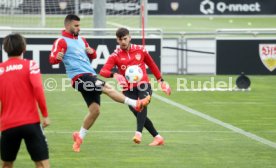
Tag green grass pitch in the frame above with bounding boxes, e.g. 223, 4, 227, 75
1, 15, 276, 32
9, 74, 276, 168
1, 14, 276, 168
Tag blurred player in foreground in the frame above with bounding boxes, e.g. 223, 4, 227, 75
49, 14, 150, 152
0, 33, 50, 168
100, 28, 171, 146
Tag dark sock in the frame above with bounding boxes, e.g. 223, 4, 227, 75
136, 107, 148, 132
129, 106, 158, 137
129, 106, 146, 133
144, 118, 158, 137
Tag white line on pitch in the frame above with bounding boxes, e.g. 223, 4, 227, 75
153, 93, 276, 149
44, 130, 234, 134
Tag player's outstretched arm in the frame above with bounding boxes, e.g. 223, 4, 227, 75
158, 79, 171, 96
99, 54, 117, 78
142, 47, 171, 95
100, 56, 127, 87
113, 73, 127, 86
81, 37, 97, 59
143, 47, 162, 79
49, 38, 67, 64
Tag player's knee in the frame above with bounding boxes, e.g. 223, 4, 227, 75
102, 83, 114, 94
92, 107, 100, 116
35, 160, 50, 168
3, 161, 13, 168
88, 103, 100, 116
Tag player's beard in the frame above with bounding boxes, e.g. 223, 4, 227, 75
73, 31, 79, 36
70, 29, 79, 36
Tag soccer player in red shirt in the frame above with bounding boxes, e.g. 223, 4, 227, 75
49, 14, 150, 152
100, 28, 171, 146
0, 34, 50, 168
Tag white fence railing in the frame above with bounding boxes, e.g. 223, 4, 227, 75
1, 28, 276, 74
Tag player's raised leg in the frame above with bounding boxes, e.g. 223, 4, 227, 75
102, 83, 151, 111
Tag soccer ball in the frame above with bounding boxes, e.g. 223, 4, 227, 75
125, 65, 143, 83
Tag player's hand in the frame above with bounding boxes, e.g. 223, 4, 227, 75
158, 79, 171, 96
114, 73, 127, 86
86, 47, 94, 54
42, 117, 50, 128
57, 48, 64, 60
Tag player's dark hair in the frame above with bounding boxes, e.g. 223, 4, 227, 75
64, 14, 80, 26
3, 33, 26, 57
116, 28, 130, 38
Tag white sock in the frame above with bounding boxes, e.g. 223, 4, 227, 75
135, 131, 142, 136
155, 134, 162, 138
124, 97, 137, 107
79, 127, 88, 139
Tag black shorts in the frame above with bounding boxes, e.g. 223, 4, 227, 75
0, 123, 49, 162
123, 83, 152, 100
73, 74, 105, 107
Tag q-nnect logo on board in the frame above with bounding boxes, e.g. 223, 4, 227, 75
200, 0, 261, 14
200, 0, 215, 14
